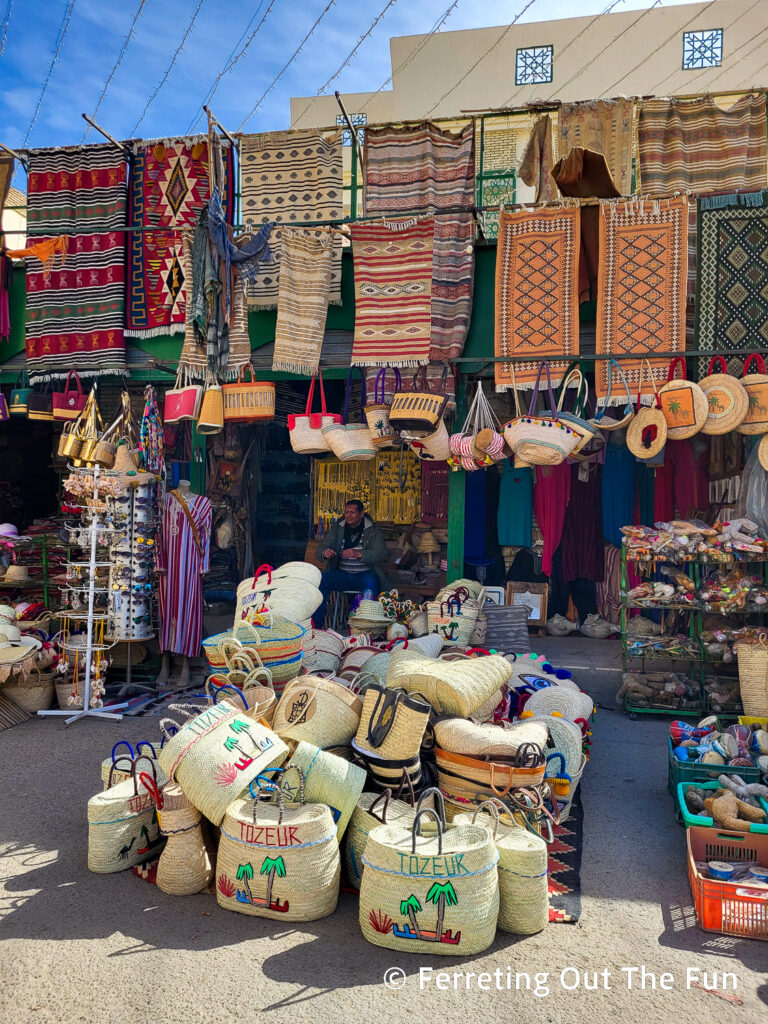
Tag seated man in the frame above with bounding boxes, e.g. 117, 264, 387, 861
314, 499, 388, 628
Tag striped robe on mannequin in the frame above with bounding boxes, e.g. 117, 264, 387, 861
157, 492, 212, 658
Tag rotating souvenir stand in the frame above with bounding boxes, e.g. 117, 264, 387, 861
39, 465, 127, 724
620, 545, 768, 720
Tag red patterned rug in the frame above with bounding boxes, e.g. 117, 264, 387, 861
548, 788, 583, 924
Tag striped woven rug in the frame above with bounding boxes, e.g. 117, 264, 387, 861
638, 93, 768, 198
239, 130, 343, 310
350, 218, 434, 367
272, 229, 334, 375
364, 121, 476, 363
23, 145, 127, 378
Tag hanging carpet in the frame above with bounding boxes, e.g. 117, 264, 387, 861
239, 129, 343, 310
22, 145, 127, 378
559, 98, 634, 196
272, 229, 334, 375
694, 189, 768, 378
125, 136, 233, 339
637, 93, 768, 198
595, 196, 688, 402
494, 205, 580, 391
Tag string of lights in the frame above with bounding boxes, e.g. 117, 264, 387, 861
0, 0, 14, 56
23, 0, 77, 147
83, 0, 148, 141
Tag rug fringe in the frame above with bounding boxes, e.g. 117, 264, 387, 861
130, 134, 210, 153
701, 190, 766, 210
272, 361, 319, 376
124, 325, 185, 339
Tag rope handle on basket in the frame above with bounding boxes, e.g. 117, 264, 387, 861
528, 361, 560, 418
666, 356, 689, 382
411, 808, 443, 854
249, 777, 283, 825
277, 764, 307, 812
545, 752, 570, 779
743, 353, 767, 375
159, 726, 177, 747
374, 367, 403, 404
573, 717, 591, 738
108, 754, 158, 794
594, 358, 633, 421
466, 647, 491, 657
138, 771, 164, 810
110, 740, 135, 763
514, 741, 545, 769
470, 799, 501, 838
393, 767, 418, 807
707, 355, 729, 375
415, 786, 446, 826
556, 363, 587, 416
251, 564, 273, 591
636, 358, 662, 410
227, 651, 257, 674
244, 666, 275, 693
135, 740, 157, 759
208, 683, 248, 708
367, 787, 392, 824
106, 754, 134, 782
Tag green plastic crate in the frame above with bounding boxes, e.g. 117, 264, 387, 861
668, 738, 762, 795
676, 780, 768, 832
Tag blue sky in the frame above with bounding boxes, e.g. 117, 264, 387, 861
1, 0, 696, 156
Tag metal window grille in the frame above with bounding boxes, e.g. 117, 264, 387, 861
682, 29, 723, 70
515, 46, 553, 86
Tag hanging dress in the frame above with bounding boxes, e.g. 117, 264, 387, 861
157, 491, 212, 657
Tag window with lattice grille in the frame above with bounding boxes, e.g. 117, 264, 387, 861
682, 29, 723, 70
515, 46, 553, 86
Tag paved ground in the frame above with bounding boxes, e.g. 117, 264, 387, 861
1, 638, 765, 1024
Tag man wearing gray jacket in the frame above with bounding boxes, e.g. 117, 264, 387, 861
314, 499, 388, 627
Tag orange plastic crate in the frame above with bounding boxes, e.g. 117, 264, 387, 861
686, 826, 768, 941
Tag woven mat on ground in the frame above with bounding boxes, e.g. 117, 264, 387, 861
694, 189, 768, 378
638, 93, 768, 198
494, 205, 580, 391
125, 137, 233, 339
239, 129, 343, 310
595, 196, 688, 402
364, 122, 476, 363
350, 218, 434, 367
548, 787, 583, 924
21, 145, 127, 378
559, 98, 634, 196
272, 229, 334, 374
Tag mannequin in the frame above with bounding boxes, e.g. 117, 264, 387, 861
156, 480, 212, 688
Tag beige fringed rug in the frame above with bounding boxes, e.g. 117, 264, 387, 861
272, 230, 333, 375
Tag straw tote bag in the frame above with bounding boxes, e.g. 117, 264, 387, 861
164, 368, 203, 424
53, 370, 87, 421
426, 594, 478, 647
386, 648, 511, 718
158, 702, 289, 825
216, 775, 340, 921
453, 800, 548, 935
364, 366, 403, 450
278, 742, 367, 840
232, 609, 306, 690
698, 355, 748, 435
403, 419, 451, 462
100, 739, 169, 790
738, 354, 768, 436
222, 364, 275, 423
354, 683, 431, 763
156, 782, 214, 896
271, 675, 363, 751
288, 370, 342, 454
359, 807, 500, 955
657, 357, 708, 440
434, 743, 547, 804
625, 359, 668, 460
554, 364, 599, 455
503, 362, 580, 466
389, 364, 449, 433
433, 717, 549, 760
321, 367, 376, 462
345, 777, 422, 890
589, 358, 635, 431
736, 638, 768, 717
88, 759, 164, 874
196, 372, 225, 435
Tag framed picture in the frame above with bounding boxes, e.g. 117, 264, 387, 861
504, 582, 549, 629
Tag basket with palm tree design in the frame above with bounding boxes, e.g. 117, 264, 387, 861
359, 807, 499, 954
87, 758, 164, 874
364, 366, 403, 450
658, 357, 708, 440
216, 774, 340, 921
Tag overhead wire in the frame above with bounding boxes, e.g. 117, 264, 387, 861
601, 0, 719, 97
186, 0, 278, 134
689, 23, 768, 93
359, 1, 462, 114
293, 0, 398, 125
533, 0, 626, 103
23, 0, 77, 147
83, 0, 149, 141
0, 0, 14, 55
236, 0, 337, 131
132, 0, 207, 134
423, 0, 539, 118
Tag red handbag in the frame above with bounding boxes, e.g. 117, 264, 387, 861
164, 369, 203, 424
52, 370, 87, 421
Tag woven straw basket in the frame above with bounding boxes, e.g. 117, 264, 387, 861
345, 784, 419, 890
359, 808, 499, 955
100, 739, 169, 790
658, 359, 708, 440
272, 676, 363, 750
386, 648, 511, 718
280, 742, 367, 840
426, 595, 479, 647
738, 355, 768, 436
453, 801, 548, 935
88, 763, 163, 874
354, 683, 431, 763
158, 703, 289, 825
321, 422, 376, 462
222, 366, 275, 423
406, 609, 428, 637
2, 667, 54, 712
55, 677, 84, 710
434, 717, 549, 759
156, 782, 214, 895
310, 629, 345, 673
737, 641, 768, 717
522, 685, 593, 722
699, 356, 749, 435
435, 746, 546, 810
216, 779, 340, 921
525, 715, 583, 780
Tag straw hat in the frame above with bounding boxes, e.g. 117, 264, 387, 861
113, 444, 138, 473
658, 359, 708, 440
0, 604, 15, 624
698, 357, 748, 435
0, 635, 42, 664
349, 599, 392, 627
626, 406, 667, 459
3, 565, 29, 584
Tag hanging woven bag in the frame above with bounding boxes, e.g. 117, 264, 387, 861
625, 358, 668, 460
698, 355, 749, 435
196, 371, 225, 436
364, 366, 403, 450
321, 366, 376, 462
222, 364, 275, 423
288, 370, 342, 454
157, 702, 289, 825
657, 357, 708, 440
389, 365, 449, 433
216, 774, 340, 921
738, 354, 768, 436
100, 739, 169, 790
271, 675, 363, 751
156, 782, 214, 896
88, 758, 164, 874
453, 800, 548, 935
589, 358, 635, 431
359, 807, 500, 954
504, 362, 580, 467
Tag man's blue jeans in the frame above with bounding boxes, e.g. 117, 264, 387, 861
314, 568, 380, 628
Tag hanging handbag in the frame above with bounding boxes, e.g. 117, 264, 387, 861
404, 420, 450, 462
10, 371, 31, 415
0, 393, 8, 422
625, 358, 668, 461
738, 354, 768, 436
389, 364, 449, 432
503, 362, 580, 467
657, 357, 708, 440
588, 358, 635, 431
164, 368, 204, 424
27, 379, 54, 422
222, 364, 275, 423
555, 363, 605, 463
53, 370, 87, 421
196, 372, 225, 435
321, 367, 375, 462
364, 367, 403, 450
288, 370, 342, 454
698, 355, 749, 435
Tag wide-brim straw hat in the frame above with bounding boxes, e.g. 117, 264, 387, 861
626, 406, 667, 459
699, 358, 749, 435
0, 635, 42, 664
3, 565, 29, 583
349, 600, 391, 625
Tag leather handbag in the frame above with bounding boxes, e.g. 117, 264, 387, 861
164, 368, 204, 424
10, 372, 31, 415
53, 370, 87, 421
